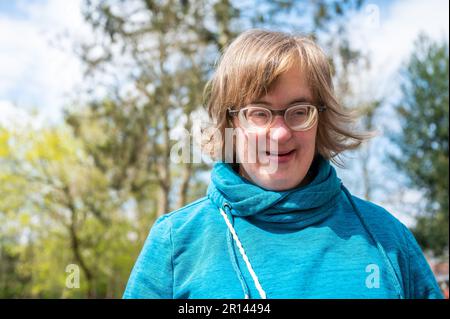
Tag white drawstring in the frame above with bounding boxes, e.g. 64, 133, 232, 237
219, 206, 267, 299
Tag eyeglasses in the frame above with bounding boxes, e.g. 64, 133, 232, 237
227, 103, 326, 131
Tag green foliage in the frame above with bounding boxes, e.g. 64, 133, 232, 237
390, 34, 449, 256
0, 125, 142, 298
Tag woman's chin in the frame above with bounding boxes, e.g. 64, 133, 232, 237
253, 171, 304, 191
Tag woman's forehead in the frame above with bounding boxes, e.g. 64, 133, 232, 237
250, 68, 314, 106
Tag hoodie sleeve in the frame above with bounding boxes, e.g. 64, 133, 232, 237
401, 225, 443, 299
123, 215, 173, 299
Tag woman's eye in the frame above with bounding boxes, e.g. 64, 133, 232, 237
255, 112, 268, 117
293, 110, 307, 116
249, 111, 268, 118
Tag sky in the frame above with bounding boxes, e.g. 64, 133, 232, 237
0, 0, 90, 126
0, 0, 448, 123
0, 0, 449, 226
332, 0, 449, 226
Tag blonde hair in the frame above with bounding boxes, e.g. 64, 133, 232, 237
203, 29, 375, 167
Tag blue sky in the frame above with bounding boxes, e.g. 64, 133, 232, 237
0, 0, 49, 20
0, 0, 449, 226
0, 0, 87, 124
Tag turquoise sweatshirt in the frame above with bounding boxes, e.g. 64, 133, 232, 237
123, 155, 443, 299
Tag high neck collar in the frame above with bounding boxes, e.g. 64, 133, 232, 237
207, 154, 343, 224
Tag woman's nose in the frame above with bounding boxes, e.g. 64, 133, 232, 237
269, 115, 292, 142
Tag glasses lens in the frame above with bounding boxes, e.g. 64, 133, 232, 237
243, 107, 271, 128
286, 105, 317, 130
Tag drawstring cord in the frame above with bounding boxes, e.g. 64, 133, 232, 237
226, 229, 251, 299
340, 184, 405, 299
219, 203, 267, 299
222, 203, 251, 299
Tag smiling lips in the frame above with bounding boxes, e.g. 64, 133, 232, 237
266, 150, 295, 156
263, 149, 296, 163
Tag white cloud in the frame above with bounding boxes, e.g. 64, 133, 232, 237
0, 0, 91, 124
338, 0, 449, 227
347, 0, 449, 102
0, 100, 44, 130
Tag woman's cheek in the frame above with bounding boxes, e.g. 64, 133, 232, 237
239, 130, 265, 163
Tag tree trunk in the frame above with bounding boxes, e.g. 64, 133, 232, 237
64, 186, 96, 298
177, 162, 193, 209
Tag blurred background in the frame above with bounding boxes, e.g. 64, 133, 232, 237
0, 0, 448, 298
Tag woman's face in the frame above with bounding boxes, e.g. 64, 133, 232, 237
233, 67, 318, 191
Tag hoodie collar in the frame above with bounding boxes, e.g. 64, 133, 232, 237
207, 154, 342, 224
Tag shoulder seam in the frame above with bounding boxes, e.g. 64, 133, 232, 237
168, 216, 174, 299
350, 195, 405, 226
163, 196, 210, 219
401, 224, 412, 298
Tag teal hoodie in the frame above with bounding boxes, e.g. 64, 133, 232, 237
123, 155, 443, 299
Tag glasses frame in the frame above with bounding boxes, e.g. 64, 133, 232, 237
227, 103, 327, 131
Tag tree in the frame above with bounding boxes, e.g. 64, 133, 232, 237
73, 0, 226, 218
390, 34, 449, 256
0, 123, 140, 298
74, 0, 368, 215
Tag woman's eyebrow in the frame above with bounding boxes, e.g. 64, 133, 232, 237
252, 97, 312, 105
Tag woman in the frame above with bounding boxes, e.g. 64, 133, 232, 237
123, 29, 442, 299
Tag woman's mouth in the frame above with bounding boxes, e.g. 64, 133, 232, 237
264, 149, 296, 163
